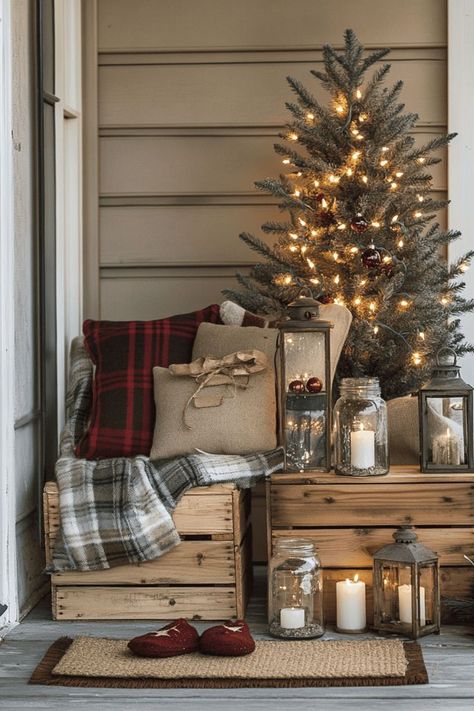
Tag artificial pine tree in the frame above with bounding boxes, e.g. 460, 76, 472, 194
225, 30, 474, 399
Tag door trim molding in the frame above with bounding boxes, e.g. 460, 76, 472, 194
0, 0, 18, 630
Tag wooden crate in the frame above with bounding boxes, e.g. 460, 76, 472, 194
44, 480, 252, 621
267, 465, 474, 624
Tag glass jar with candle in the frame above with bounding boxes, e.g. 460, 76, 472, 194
268, 538, 324, 639
333, 377, 389, 476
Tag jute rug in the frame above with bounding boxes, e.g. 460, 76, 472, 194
29, 636, 428, 688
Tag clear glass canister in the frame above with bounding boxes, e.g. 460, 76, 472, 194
268, 538, 324, 639
333, 377, 389, 476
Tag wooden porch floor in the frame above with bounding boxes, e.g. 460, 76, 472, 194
1, 567, 474, 710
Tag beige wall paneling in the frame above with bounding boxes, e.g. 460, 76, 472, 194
97, 0, 447, 52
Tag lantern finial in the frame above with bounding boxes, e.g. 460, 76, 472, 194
393, 526, 418, 544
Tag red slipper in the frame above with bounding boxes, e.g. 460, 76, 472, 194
128, 619, 200, 658
199, 620, 255, 656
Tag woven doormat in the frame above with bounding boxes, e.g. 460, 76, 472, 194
29, 636, 428, 688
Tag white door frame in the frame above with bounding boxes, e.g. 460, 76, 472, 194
448, 0, 474, 382
0, 0, 18, 633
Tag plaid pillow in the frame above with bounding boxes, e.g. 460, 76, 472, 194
75, 305, 221, 459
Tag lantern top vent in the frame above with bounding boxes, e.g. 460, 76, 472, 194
373, 526, 438, 564
421, 347, 472, 393
280, 289, 333, 330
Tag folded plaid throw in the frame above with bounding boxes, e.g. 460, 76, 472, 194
51, 338, 284, 572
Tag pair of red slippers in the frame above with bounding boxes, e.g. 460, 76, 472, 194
128, 618, 255, 658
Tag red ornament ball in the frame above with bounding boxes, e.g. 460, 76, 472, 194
350, 214, 369, 233
289, 379, 305, 394
318, 294, 333, 304
361, 246, 381, 269
306, 376, 323, 393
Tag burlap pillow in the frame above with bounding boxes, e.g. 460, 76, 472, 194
387, 395, 419, 464
192, 323, 278, 368
150, 359, 277, 460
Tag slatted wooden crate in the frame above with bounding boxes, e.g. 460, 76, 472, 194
267, 465, 474, 624
44, 480, 252, 621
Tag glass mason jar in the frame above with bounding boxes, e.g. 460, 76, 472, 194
268, 538, 324, 639
333, 377, 389, 477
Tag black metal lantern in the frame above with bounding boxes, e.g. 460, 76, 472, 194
277, 291, 332, 471
419, 347, 474, 472
373, 526, 440, 639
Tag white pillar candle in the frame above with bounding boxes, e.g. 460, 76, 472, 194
350, 424, 375, 469
398, 584, 426, 626
432, 427, 461, 466
336, 575, 366, 631
280, 607, 305, 629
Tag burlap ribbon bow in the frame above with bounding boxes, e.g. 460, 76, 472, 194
169, 350, 268, 429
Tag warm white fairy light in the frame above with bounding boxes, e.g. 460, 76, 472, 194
381, 146, 389, 152
460, 262, 470, 273
391, 214, 399, 223
289, 245, 298, 252
298, 217, 307, 226
383, 255, 392, 264
418, 331, 425, 340
289, 232, 298, 240
354, 296, 362, 305
310, 277, 319, 285
441, 296, 449, 305
352, 151, 361, 161
399, 299, 409, 308
329, 174, 337, 183
282, 158, 291, 165
362, 175, 368, 184
314, 180, 320, 188
412, 352, 422, 365
356, 134, 364, 141
360, 278, 367, 286
371, 221, 381, 228
350, 246, 359, 254
321, 198, 328, 209
284, 275, 292, 285
417, 157, 426, 164
289, 132, 299, 141
398, 238, 404, 248
369, 301, 376, 313
417, 194, 424, 202
334, 296, 345, 305
334, 274, 340, 284
336, 104, 344, 114
337, 223, 347, 231
301, 244, 308, 254
373, 325, 379, 334
356, 89, 362, 99
310, 229, 318, 237
307, 257, 315, 269
294, 189, 301, 197
333, 251, 339, 261
346, 168, 353, 176
414, 211, 422, 218
395, 171, 404, 178
390, 182, 398, 190
296, 171, 302, 177
306, 112, 315, 120
351, 128, 359, 136
359, 112, 368, 122
380, 159, 389, 167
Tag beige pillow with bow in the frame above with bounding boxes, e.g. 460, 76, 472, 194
149, 351, 277, 460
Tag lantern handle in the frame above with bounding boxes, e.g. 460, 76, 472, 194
435, 346, 457, 367
297, 286, 315, 300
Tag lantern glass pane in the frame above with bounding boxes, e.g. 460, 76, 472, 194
379, 563, 413, 624
418, 564, 436, 627
426, 395, 468, 466
283, 331, 328, 470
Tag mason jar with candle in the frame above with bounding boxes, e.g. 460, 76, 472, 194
268, 538, 324, 639
333, 377, 389, 476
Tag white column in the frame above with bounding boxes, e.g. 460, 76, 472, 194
448, 1, 474, 384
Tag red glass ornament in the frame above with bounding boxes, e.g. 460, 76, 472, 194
361, 246, 381, 269
350, 214, 369, 233
306, 376, 323, 393
288, 379, 305, 394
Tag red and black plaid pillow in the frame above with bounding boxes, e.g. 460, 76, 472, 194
75, 305, 221, 459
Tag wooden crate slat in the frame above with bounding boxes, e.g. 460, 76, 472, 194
271, 482, 474, 527
52, 540, 235, 586
272, 527, 474, 567
235, 526, 253, 619
322, 567, 473, 625
53, 585, 237, 620
270, 465, 474, 485
173, 493, 234, 534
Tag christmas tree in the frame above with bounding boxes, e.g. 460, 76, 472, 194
225, 30, 474, 399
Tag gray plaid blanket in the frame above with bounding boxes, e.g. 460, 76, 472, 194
51, 338, 284, 572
